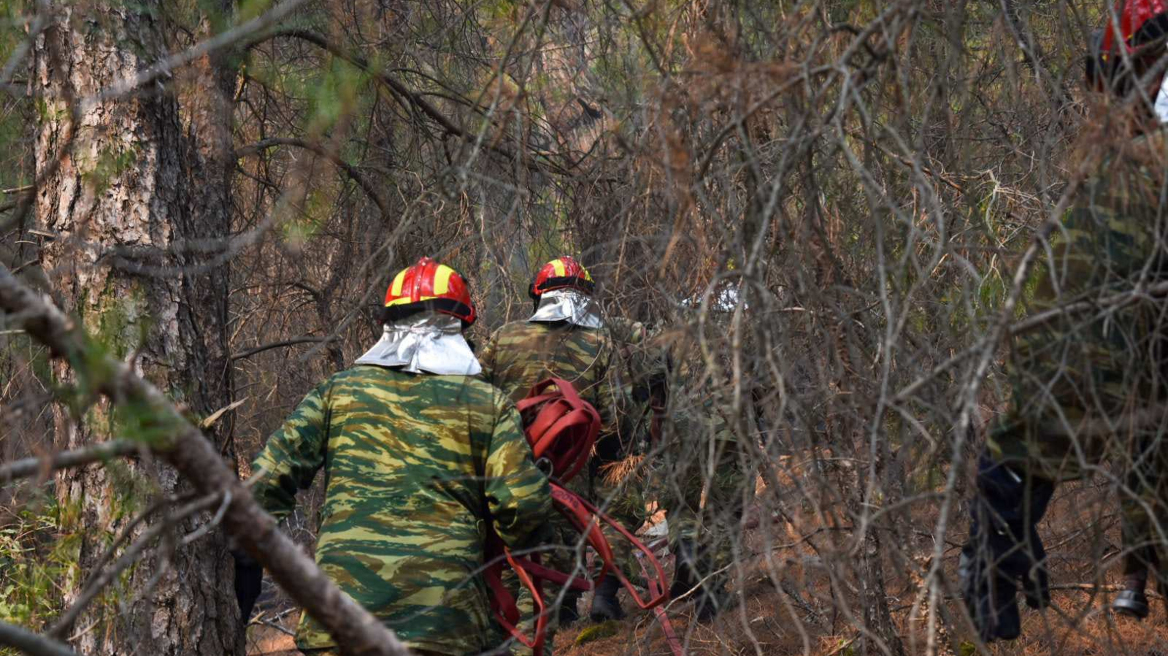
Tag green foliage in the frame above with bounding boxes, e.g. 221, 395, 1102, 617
0, 498, 82, 631
282, 188, 334, 246
306, 59, 369, 135
109, 396, 186, 449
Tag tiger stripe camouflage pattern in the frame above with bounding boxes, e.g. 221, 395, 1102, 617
983, 130, 1168, 606
250, 364, 551, 655
988, 131, 1168, 483
480, 319, 645, 650
479, 320, 643, 528
480, 320, 623, 427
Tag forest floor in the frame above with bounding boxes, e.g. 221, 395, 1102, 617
246, 476, 1168, 656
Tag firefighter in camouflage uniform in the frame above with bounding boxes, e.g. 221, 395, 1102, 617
246, 257, 551, 656
961, 1, 1168, 641
645, 320, 756, 621
480, 256, 644, 632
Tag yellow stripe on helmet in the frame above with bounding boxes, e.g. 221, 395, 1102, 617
433, 265, 455, 295
551, 258, 566, 277
388, 269, 408, 301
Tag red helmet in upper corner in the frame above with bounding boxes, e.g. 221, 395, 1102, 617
1087, 0, 1168, 94
528, 256, 595, 300
383, 257, 477, 327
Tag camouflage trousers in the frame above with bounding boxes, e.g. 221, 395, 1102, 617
989, 409, 1168, 590
654, 434, 753, 585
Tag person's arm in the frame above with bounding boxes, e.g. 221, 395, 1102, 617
249, 381, 332, 522
235, 380, 331, 621
593, 332, 639, 464
478, 328, 501, 384
484, 396, 551, 548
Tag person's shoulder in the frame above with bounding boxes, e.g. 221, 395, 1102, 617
425, 376, 520, 429
495, 319, 545, 335
317, 366, 416, 401
329, 364, 399, 385
492, 319, 552, 345
427, 373, 512, 404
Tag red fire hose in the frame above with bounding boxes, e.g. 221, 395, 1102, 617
484, 378, 671, 655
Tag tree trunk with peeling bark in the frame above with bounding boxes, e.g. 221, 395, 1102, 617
34, 1, 240, 653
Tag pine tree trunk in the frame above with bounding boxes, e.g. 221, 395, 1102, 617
34, 2, 241, 653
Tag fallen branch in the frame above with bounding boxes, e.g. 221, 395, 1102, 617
0, 621, 79, 656
0, 265, 412, 656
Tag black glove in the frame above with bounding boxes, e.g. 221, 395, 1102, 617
232, 548, 263, 624
959, 455, 1054, 642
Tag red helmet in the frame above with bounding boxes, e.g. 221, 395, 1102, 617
383, 257, 476, 326
1089, 0, 1168, 93
529, 256, 594, 300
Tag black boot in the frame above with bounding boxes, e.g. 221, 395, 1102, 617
670, 540, 727, 621
589, 575, 625, 622
669, 540, 699, 600
1113, 578, 1150, 619
693, 583, 729, 622
558, 589, 583, 627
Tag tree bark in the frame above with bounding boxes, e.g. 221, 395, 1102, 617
34, 1, 239, 653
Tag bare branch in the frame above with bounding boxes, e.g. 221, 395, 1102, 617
0, 440, 139, 485
235, 139, 393, 223
228, 335, 328, 361
248, 28, 573, 176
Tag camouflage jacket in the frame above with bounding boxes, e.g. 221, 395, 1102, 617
480, 320, 631, 462
250, 365, 551, 655
991, 130, 1168, 476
